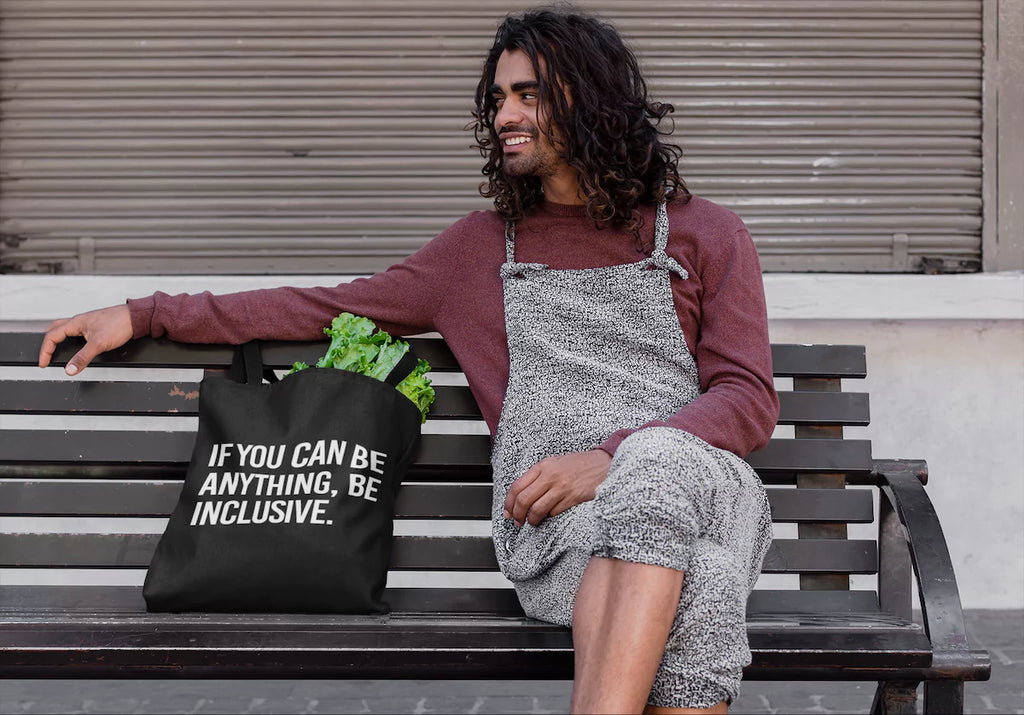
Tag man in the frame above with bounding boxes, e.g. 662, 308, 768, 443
39, 8, 777, 713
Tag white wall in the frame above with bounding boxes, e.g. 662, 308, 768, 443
766, 274, 1024, 610
769, 317, 1023, 610
2, 273, 1022, 608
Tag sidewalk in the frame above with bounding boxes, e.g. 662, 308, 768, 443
2, 610, 1020, 714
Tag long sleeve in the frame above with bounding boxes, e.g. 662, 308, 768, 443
127, 221, 468, 344
599, 225, 779, 459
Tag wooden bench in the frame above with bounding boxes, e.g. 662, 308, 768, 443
0, 331, 990, 714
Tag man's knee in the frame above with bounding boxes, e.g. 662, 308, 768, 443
596, 428, 715, 529
607, 428, 718, 497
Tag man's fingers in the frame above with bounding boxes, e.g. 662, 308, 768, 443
510, 483, 539, 526
503, 451, 612, 527
38, 304, 133, 376
38, 338, 57, 368
524, 491, 561, 526
506, 482, 535, 525
38, 319, 76, 368
547, 495, 578, 520
66, 343, 104, 376
503, 466, 541, 519
509, 475, 561, 527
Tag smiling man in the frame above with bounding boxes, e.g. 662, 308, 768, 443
39, 7, 778, 713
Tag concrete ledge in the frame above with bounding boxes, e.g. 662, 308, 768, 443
2, 272, 1022, 322
764, 273, 1024, 321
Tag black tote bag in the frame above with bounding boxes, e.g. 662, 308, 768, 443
143, 341, 422, 614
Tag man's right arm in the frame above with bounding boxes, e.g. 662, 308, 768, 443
39, 217, 475, 375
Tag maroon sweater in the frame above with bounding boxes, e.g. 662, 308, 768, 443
129, 196, 778, 458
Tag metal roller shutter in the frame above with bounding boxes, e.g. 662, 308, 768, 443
0, 0, 983, 274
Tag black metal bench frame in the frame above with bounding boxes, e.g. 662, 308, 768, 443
0, 332, 990, 714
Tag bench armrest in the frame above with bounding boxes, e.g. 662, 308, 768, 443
875, 461, 991, 681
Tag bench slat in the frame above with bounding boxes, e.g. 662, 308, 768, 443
769, 344, 866, 378
0, 430, 874, 478
0, 481, 875, 523
0, 381, 870, 427
778, 391, 869, 426
423, 436, 876, 478
0, 381, 202, 417
390, 536, 497, 570
0, 534, 877, 574
0, 615, 932, 679
0, 382, 479, 421
0, 481, 499, 519
0, 480, 184, 516
1, 333, 870, 380
747, 439, 872, 476
386, 587, 523, 614
0, 534, 501, 570
0, 585, 882, 618
0, 335, 462, 373
767, 488, 874, 523
747, 589, 879, 615
2, 333, 867, 379
762, 539, 878, 574
0, 585, 525, 616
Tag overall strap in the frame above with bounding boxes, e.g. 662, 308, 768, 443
505, 220, 516, 263
653, 201, 670, 251
646, 202, 689, 280
501, 219, 548, 279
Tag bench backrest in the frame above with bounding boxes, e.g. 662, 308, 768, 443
0, 332, 883, 615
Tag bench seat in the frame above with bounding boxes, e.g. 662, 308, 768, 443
1, 584, 933, 680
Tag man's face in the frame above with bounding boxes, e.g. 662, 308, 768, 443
490, 49, 568, 180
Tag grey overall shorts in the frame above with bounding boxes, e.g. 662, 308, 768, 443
490, 203, 772, 709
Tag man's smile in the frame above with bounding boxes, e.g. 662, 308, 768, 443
499, 125, 538, 153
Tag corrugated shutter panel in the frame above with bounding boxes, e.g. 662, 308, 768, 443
0, 0, 982, 274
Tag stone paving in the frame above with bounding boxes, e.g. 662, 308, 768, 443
2, 610, 1020, 714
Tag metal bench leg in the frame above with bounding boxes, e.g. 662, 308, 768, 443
871, 681, 919, 714
923, 680, 964, 715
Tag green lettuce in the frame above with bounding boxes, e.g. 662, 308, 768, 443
288, 312, 435, 423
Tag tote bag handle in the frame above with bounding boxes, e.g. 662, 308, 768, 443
230, 341, 419, 388
383, 350, 419, 387
228, 342, 279, 385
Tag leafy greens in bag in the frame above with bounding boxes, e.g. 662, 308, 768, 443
289, 312, 435, 423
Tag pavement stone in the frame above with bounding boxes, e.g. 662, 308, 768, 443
1, 610, 1020, 714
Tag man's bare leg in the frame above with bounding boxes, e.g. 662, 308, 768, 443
570, 555, 697, 713
570, 555, 728, 713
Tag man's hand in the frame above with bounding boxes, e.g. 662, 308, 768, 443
503, 449, 613, 527
38, 304, 134, 376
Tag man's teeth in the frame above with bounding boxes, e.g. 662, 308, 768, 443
504, 136, 532, 146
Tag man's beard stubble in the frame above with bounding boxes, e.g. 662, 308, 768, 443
498, 128, 564, 180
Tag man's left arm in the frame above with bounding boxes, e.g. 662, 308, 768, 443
599, 224, 779, 458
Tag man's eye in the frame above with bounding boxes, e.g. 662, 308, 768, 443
522, 93, 537, 101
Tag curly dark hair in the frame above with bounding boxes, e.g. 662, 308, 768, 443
472, 5, 689, 234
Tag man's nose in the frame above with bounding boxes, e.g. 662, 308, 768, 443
495, 100, 525, 131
